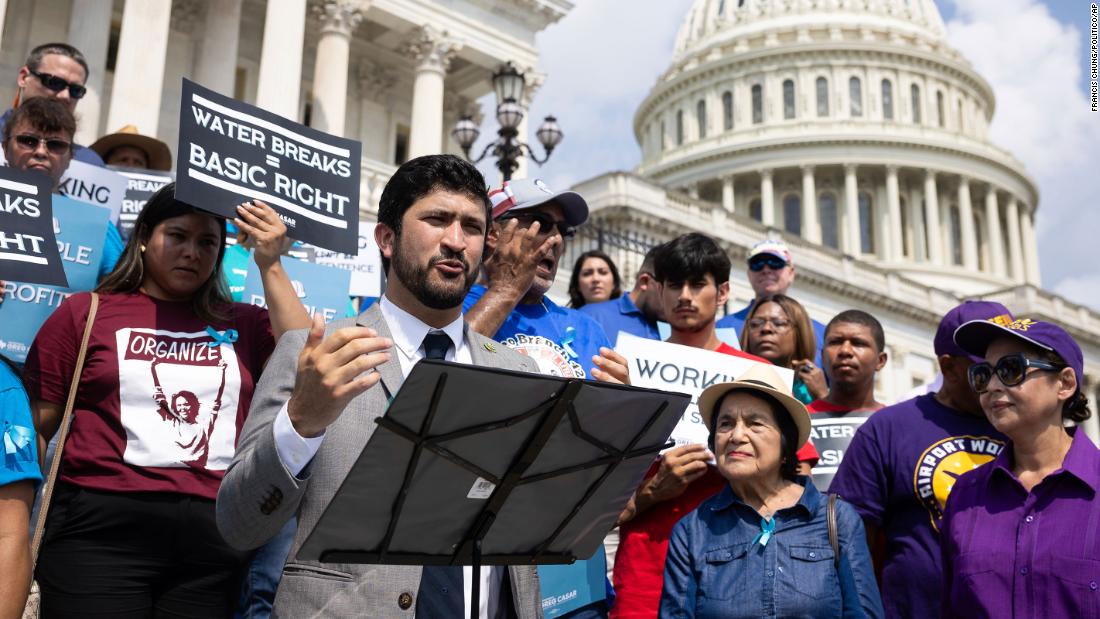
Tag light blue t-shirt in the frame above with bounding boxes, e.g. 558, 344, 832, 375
0, 361, 41, 487
100, 221, 124, 280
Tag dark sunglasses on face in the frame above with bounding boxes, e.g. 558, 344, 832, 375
29, 70, 87, 99
14, 134, 72, 156
498, 211, 576, 239
748, 256, 787, 272
967, 352, 1064, 394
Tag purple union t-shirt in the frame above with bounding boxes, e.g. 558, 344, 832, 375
828, 393, 1005, 619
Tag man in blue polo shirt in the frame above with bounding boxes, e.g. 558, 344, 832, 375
717, 238, 825, 363
580, 243, 665, 344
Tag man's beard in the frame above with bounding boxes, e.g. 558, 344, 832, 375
391, 237, 476, 310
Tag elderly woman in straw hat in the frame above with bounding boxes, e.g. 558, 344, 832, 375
89, 124, 172, 171
659, 365, 883, 618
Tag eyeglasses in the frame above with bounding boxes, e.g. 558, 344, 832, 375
29, 70, 86, 99
498, 211, 576, 239
747, 317, 792, 332
967, 353, 1064, 394
13, 134, 72, 155
748, 256, 788, 272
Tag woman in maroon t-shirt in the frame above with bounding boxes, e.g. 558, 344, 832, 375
24, 183, 310, 617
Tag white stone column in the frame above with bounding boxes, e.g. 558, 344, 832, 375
957, 178, 978, 270
256, 0, 308, 119
309, 1, 364, 136
984, 187, 1006, 276
721, 175, 735, 214
844, 164, 860, 254
194, 0, 243, 96
801, 165, 820, 244
67, 0, 112, 145
406, 25, 460, 158
1005, 197, 1025, 282
886, 166, 903, 261
105, 0, 172, 136
1020, 206, 1041, 285
908, 184, 924, 260
923, 170, 943, 264
760, 169, 775, 226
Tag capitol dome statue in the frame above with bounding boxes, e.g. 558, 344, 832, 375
625, 0, 1040, 295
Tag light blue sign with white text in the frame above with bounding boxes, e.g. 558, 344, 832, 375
0, 195, 110, 362
537, 547, 607, 616
242, 256, 351, 323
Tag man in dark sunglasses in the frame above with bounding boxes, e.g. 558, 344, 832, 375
716, 238, 826, 365
3, 42, 104, 166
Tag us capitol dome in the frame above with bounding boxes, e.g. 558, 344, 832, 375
567, 0, 1100, 432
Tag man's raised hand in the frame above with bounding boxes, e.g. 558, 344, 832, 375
287, 314, 392, 438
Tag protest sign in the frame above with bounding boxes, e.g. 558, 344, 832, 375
0, 167, 66, 287
614, 332, 793, 449
0, 196, 110, 363
59, 159, 128, 224
176, 78, 361, 254
112, 167, 173, 239
241, 256, 351, 323
539, 547, 608, 617
298, 222, 381, 297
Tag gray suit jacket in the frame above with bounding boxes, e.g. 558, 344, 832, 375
217, 304, 543, 618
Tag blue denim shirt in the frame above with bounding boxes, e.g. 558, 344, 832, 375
659, 478, 883, 619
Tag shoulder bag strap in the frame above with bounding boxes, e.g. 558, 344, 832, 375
29, 292, 99, 567
827, 492, 840, 569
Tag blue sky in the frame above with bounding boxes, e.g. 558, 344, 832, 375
471, 0, 1100, 312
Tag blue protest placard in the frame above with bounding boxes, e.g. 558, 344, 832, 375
0, 195, 110, 362
241, 255, 351, 323
0, 167, 66, 287
176, 79, 361, 254
537, 548, 608, 617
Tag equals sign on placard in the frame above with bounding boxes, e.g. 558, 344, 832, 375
265, 155, 280, 168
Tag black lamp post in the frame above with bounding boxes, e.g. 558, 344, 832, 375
451, 61, 563, 182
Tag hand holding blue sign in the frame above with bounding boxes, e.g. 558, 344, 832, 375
233, 200, 293, 268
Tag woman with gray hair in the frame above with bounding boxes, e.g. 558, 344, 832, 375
659, 365, 883, 618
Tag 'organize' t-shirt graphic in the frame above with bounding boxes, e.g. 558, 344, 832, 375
117, 328, 242, 471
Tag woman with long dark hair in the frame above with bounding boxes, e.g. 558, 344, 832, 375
568, 250, 622, 308
23, 183, 309, 617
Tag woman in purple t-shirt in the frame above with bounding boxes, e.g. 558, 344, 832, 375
942, 318, 1100, 618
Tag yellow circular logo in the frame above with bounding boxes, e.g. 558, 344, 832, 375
913, 435, 1004, 530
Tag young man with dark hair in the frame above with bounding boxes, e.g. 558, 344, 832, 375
611, 233, 771, 619
829, 301, 1010, 619
218, 154, 544, 618
807, 309, 888, 489
4, 42, 102, 165
580, 242, 666, 342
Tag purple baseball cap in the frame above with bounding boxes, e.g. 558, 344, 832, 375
953, 317, 1084, 396
934, 301, 1013, 361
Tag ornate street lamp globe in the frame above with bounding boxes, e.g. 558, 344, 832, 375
536, 116, 563, 151
492, 61, 526, 106
496, 100, 525, 131
451, 116, 480, 152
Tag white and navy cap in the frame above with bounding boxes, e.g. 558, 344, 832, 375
488, 178, 589, 228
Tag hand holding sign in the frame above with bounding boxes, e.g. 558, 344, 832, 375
286, 314, 392, 438
234, 200, 292, 268
591, 346, 630, 385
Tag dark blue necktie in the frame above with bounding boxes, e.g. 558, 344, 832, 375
416, 330, 463, 615
417, 564, 464, 616
422, 331, 452, 361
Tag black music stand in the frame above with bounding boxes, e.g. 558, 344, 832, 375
296, 359, 688, 618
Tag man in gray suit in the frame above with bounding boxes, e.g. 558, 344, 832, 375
217, 155, 544, 618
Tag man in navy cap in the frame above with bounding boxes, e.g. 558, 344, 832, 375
828, 300, 1012, 619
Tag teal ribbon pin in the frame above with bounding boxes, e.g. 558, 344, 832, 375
206, 326, 239, 348
752, 516, 776, 548
560, 326, 578, 359
3, 423, 33, 456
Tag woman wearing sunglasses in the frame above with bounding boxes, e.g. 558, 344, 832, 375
2, 97, 123, 279
941, 318, 1100, 618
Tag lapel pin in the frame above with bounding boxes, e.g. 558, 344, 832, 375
484, 342, 497, 353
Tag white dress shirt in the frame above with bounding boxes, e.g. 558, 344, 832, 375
272, 295, 499, 618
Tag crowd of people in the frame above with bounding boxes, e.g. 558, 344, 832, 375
0, 40, 1098, 619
